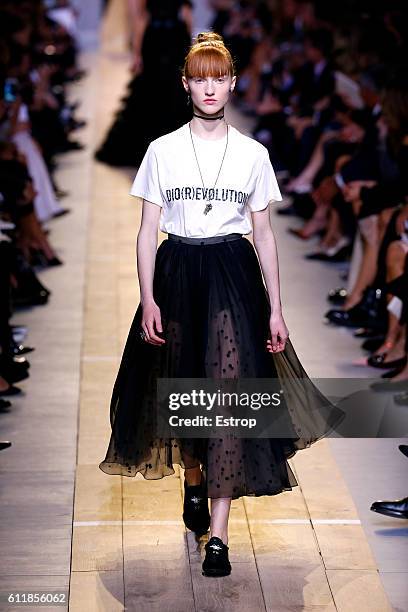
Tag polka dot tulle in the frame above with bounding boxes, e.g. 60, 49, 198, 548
99, 237, 344, 499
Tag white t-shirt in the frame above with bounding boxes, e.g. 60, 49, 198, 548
129, 121, 282, 238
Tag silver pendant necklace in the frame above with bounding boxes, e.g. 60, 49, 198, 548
189, 121, 229, 215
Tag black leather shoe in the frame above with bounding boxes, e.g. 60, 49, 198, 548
202, 537, 231, 577
325, 305, 365, 327
10, 342, 35, 356
399, 445, 408, 458
367, 354, 407, 370
183, 477, 210, 537
0, 441, 12, 451
327, 287, 348, 305
0, 385, 22, 397
370, 497, 408, 519
0, 399, 12, 409
325, 305, 384, 329
12, 288, 49, 307
0, 356, 30, 384
326, 287, 386, 330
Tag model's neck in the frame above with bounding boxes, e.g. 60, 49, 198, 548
190, 111, 228, 141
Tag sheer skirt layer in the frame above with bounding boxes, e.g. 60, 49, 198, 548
99, 237, 344, 499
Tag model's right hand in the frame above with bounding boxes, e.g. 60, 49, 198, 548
141, 300, 166, 345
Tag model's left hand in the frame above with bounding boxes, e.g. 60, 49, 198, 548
267, 311, 289, 353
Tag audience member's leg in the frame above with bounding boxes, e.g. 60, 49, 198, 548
344, 214, 380, 309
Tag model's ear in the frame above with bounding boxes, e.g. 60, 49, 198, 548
181, 76, 189, 93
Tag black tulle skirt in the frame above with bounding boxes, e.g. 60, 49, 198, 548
99, 233, 344, 499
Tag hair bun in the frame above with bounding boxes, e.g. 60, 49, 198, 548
195, 31, 224, 45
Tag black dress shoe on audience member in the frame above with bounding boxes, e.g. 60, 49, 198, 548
399, 445, 408, 458
183, 477, 210, 537
202, 537, 231, 577
327, 288, 386, 330
325, 305, 383, 329
370, 497, 408, 519
0, 441, 12, 451
12, 287, 49, 307
10, 341, 35, 356
394, 392, 408, 406
327, 287, 348, 305
0, 399, 12, 409
0, 356, 30, 384
0, 385, 23, 397
367, 353, 407, 370
325, 306, 364, 327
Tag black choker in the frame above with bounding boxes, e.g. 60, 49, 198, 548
193, 112, 225, 121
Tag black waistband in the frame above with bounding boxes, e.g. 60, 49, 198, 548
167, 233, 243, 245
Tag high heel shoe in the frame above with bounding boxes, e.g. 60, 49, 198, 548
183, 475, 210, 537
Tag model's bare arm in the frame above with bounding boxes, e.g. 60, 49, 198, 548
136, 199, 165, 344
252, 206, 289, 352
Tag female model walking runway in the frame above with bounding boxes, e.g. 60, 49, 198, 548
99, 32, 344, 577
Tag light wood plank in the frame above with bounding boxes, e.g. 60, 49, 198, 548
69, 570, 123, 611
326, 569, 393, 612
71, 526, 123, 572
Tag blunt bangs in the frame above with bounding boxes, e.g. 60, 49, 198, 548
184, 47, 234, 79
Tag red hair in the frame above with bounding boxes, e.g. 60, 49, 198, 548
183, 31, 236, 79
